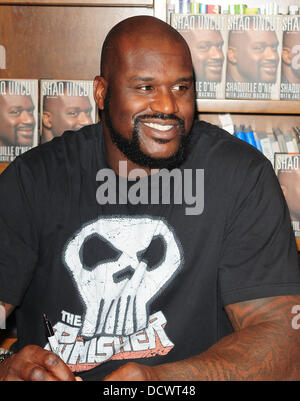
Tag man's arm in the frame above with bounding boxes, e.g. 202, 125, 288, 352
0, 300, 79, 381
103, 295, 300, 381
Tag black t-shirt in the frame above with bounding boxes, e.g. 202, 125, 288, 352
0, 121, 299, 381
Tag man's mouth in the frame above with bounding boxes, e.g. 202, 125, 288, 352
142, 122, 175, 132
261, 63, 278, 74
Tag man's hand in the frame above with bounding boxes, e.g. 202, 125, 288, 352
103, 362, 159, 381
0, 345, 80, 381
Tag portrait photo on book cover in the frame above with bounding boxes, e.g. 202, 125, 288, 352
280, 16, 300, 99
40, 80, 96, 143
0, 79, 38, 163
171, 14, 227, 99
225, 15, 281, 100
275, 152, 300, 238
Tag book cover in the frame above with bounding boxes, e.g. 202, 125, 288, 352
274, 152, 300, 238
40, 80, 96, 143
225, 15, 282, 100
280, 16, 300, 100
171, 13, 228, 99
0, 79, 38, 164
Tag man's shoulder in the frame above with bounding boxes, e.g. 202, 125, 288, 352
18, 122, 102, 173
190, 120, 269, 170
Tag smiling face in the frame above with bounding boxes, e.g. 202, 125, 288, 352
231, 29, 279, 83
95, 21, 195, 171
42, 94, 93, 140
0, 94, 35, 146
181, 29, 224, 82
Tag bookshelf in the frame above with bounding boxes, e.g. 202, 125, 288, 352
1, 0, 300, 251
196, 99, 300, 115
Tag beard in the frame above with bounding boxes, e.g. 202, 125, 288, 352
103, 92, 190, 170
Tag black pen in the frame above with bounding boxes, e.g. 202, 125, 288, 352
43, 313, 63, 359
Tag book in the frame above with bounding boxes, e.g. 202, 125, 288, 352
269, 132, 281, 155
280, 16, 300, 100
40, 79, 96, 143
284, 131, 299, 152
255, 132, 274, 164
273, 128, 288, 152
292, 127, 300, 151
0, 79, 38, 164
225, 15, 282, 100
171, 13, 228, 99
274, 152, 300, 239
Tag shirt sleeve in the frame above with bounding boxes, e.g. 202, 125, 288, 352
219, 158, 300, 306
0, 158, 39, 306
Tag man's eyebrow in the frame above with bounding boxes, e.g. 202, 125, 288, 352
176, 76, 194, 82
129, 76, 155, 82
129, 76, 194, 83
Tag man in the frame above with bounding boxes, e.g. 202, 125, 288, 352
41, 82, 93, 143
0, 88, 35, 147
180, 28, 224, 83
281, 29, 300, 84
0, 16, 300, 381
227, 18, 279, 83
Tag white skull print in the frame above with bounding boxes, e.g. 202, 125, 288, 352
63, 216, 182, 339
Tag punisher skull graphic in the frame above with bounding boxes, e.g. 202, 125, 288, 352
63, 217, 182, 339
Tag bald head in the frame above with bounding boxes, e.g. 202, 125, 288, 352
94, 15, 195, 172
100, 16, 191, 80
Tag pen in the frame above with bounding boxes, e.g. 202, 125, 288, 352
43, 313, 63, 359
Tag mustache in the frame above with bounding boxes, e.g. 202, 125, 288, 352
16, 124, 35, 131
134, 113, 185, 126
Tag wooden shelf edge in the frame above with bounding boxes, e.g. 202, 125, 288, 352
0, 0, 153, 6
0, 163, 9, 175
197, 99, 300, 115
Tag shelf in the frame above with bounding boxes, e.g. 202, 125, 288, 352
0, 164, 8, 175
0, 0, 153, 6
196, 99, 300, 115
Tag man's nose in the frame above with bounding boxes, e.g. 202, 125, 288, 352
20, 110, 34, 124
150, 88, 179, 114
209, 46, 223, 59
264, 46, 278, 60
78, 111, 92, 126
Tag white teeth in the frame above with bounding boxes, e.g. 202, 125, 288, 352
143, 122, 174, 131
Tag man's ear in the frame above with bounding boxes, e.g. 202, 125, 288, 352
94, 76, 108, 110
42, 111, 52, 129
227, 46, 237, 64
282, 47, 292, 65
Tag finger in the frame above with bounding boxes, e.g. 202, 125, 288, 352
21, 363, 61, 381
15, 346, 75, 381
42, 352, 76, 381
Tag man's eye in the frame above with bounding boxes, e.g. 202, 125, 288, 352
253, 46, 264, 52
67, 112, 78, 117
9, 110, 21, 116
198, 45, 210, 52
172, 84, 188, 92
138, 85, 153, 91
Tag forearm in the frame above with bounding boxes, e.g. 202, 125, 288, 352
153, 321, 300, 381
